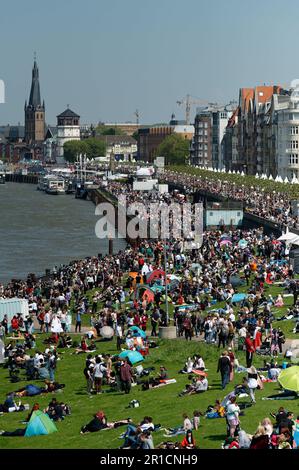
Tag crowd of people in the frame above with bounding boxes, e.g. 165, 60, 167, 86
1, 175, 299, 449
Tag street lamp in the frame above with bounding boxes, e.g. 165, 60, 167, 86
163, 240, 169, 325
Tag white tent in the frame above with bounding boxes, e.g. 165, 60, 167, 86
277, 227, 299, 242
284, 177, 289, 183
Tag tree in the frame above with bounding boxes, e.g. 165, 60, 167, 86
156, 133, 190, 165
95, 125, 125, 136
63, 138, 106, 162
63, 140, 87, 163
84, 138, 106, 159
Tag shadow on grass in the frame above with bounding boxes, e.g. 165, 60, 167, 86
203, 433, 227, 441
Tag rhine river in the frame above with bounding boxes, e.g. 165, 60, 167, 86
0, 183, 127, 284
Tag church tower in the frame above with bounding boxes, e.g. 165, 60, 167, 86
24, 58, 45, 143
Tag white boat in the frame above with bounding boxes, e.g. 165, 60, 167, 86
38, 174, 66, 194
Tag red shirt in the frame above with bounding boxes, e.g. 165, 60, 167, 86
245, 337, 255, 353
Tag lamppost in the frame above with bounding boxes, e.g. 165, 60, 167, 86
163, 240, 169, 325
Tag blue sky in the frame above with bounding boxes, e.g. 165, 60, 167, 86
0, 0, 298, 125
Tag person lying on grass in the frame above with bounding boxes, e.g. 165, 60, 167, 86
13, 380, 65, 397
80, 410, 132, 434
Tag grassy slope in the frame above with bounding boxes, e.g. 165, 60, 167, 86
1, 272, 299, 449
0, 333, 296, 450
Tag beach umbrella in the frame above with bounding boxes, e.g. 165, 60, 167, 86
119, 350, 144, 365
129, 326, 147, 339
278, 366, 299, 392
220, 239, 232, 247
100, 326, 114, 339
231, 293, 247, 303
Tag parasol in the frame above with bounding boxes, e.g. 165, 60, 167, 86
100, 326, 114, 339
278, 366, 299, 392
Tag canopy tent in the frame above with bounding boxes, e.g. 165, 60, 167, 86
278, 366, 299, 392
277, 227, 299, 242
118, 350, 144, 365
25, 410, 58, 437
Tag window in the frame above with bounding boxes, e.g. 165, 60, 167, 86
204, 122, 208, 128
289, 154, 299, 165
289, 114, 294, 120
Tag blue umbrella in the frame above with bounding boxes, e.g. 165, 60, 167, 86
129, 326, 147, 339
119, 350, 144, 365
231, 293, 247, 303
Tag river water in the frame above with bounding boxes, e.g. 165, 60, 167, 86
0, 183, 127, 284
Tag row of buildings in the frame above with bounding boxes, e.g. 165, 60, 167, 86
3, 59, 299, 179
190, 84, 299, 180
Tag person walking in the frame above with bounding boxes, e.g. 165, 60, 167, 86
218, 322, 228, 349
151, 310, 160, 337
75, 309, 82, 333
120, 359, 133, 394
93, 357, 106, 394
217, 351, 231, 390
183, 315, 193, 341
245, 332, 255, 368
47, 351, 57, 383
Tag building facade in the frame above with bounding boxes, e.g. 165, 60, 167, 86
56, 108, 80, 158
138, 122, 194, 163
190, 103, 235, 169
96, 134, 137, 161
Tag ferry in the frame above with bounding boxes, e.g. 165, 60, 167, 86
37, 174, 66, 194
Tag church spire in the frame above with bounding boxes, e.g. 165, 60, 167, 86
28, 57, 42, 108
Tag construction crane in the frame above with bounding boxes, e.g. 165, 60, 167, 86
176, 94, 212, 125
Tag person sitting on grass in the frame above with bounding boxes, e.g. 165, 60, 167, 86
181, 430, 196, 449
0, 393, 27, 413
178, 375, 208, 397
120, 417, 155, 448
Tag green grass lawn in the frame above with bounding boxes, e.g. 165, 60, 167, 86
0, 333, 298, 449
1, 269, 299, 449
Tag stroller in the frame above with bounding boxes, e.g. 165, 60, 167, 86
256, 339, 271, 356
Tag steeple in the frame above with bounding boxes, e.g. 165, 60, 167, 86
24, 56, 45, 143
28, 60, 42, 108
